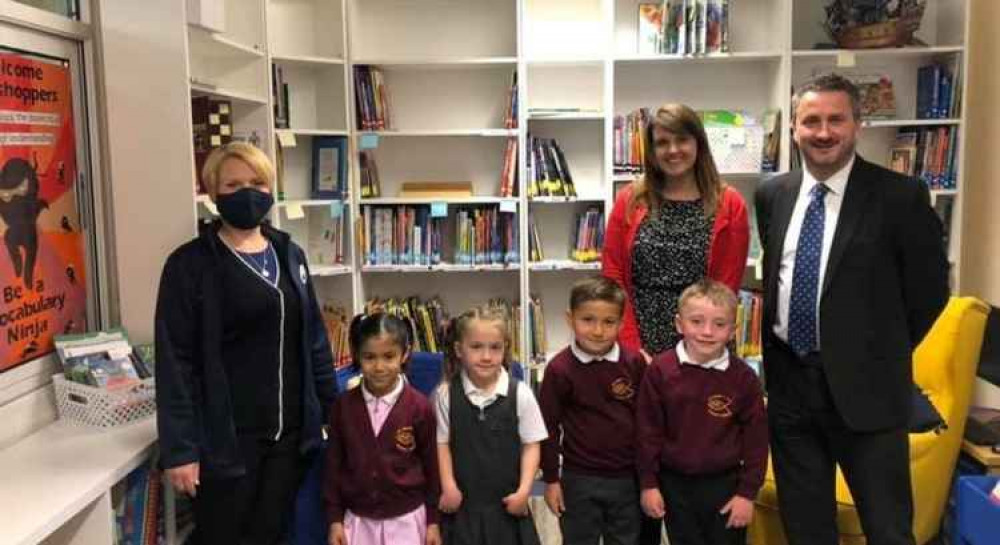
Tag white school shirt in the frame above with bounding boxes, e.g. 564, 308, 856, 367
676, 340, 730, 372
569, 341, 620, 364
774, 156, 854, 347
433, 367, 548, 444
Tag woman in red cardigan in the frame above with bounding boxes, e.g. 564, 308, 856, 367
603, 103, 749, 359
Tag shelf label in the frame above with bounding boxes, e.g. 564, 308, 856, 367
330, 200, 344, 218
285, 204, 306, 220
499, 200, 517, 213
277, 130, 297, 148
360, 133, 379, 149
431, 201, 448, 218
836, 51, 856, 67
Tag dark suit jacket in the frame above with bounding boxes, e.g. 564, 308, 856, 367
754, 156, 949, 432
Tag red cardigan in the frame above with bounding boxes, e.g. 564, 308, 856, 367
602, 184, 749, 352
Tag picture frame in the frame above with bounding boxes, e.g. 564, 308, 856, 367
311, 135, 347, 199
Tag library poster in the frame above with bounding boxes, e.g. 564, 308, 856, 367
0, 49, 87, 373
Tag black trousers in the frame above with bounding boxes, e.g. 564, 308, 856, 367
658, 469, 745, 545
768, 349, 914, 545
193, 431, 306, 545
639, 513, 663, 545
559, 470, 640, 545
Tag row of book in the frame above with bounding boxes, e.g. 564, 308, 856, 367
114, 459, 165, 545
454, 206, 521, 266
527, 135, 576, 198
365, 296, 450, 355
322, 302, 352, 372
917, 62, 962, 120
354, 65, 392, 131
272, 63, 291, 129
498, 137, 519, 198
359, 150, 382, 198
735, 290, 762, 361
638, 0, 731, 56
361, 205, 444, 266
527, 208, 605, 263
527, 294, 547, 365
503, 71, 518, 129
889, 126, 959, 190
613, 108, 776, 175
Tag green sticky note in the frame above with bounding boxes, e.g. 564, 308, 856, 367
360, 134, 379, 149
330, 200, 343, 218
431, 201, 448, 218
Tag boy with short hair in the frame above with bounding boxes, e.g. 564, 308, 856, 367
637, 278, 768, 545
539, 275, 647, 545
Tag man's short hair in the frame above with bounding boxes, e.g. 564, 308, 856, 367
792, 73, 862, 123
570, 276, 626, 315
677, 278, 739, 321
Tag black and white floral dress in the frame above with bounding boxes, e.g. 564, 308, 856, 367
630, 198, 712, 355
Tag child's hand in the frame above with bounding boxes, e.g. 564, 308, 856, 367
720, 495, 754, 528
166, 462, 200, 497
502, 490, 530, 517
543, 482, 565, 516
329, 522, 347, 545
439, 483, 463, 514
640, 487, 666, 519
425, 523, 442, 545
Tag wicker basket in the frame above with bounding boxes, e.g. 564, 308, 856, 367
832, 4, 926, 49
53, 374, 156, 428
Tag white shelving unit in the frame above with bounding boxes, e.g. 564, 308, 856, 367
179, 0, 971, 403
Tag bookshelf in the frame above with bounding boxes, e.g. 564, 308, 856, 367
180, 0, 971, 382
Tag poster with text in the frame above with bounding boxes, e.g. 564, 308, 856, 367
0, 49, 87, 372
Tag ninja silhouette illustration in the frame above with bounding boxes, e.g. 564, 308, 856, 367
61, 215, 72, 233
0, 157, 49, 291
66, 263, 76, 284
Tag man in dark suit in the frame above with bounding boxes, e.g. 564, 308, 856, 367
754, 73, 949, 545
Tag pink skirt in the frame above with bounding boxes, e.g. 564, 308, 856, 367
344, 504, 427, 545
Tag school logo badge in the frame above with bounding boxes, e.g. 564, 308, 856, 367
609, 377, 635, 400
707, 395, 734, 418
394, 426, 416, 453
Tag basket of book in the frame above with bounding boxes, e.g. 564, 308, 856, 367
53, 374, 156, 428
52, 330, 156, 428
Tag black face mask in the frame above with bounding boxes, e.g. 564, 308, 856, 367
216, 188, 274, 229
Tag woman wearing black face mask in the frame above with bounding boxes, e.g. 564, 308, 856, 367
154, 142, 338, 545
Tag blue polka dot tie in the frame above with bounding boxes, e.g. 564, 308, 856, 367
788, 183, 829, 356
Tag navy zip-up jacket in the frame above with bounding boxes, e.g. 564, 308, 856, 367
155, 221, 338, 477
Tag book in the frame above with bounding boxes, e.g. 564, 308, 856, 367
191, 95, 232, 193
312, 136, 348, 199
638, 3, 665, 55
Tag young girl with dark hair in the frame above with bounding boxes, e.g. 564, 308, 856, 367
323, 312, 441, 545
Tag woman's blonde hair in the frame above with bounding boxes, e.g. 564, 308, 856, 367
629, 103, 724, 217
201, 142, 275, 198
442, 303, 513, 381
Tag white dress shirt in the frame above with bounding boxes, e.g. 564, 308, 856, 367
676, 340, 730, 371
433, 367, 548, 444
775, 156, 855, 347
570, 341, 620, 364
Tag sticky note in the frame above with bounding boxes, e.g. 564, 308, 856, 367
836, 51, 856, 67
277, 131, 297, 147
755, 256, 763, 281
330, 200, 343, 218
431, 201, 448, 218
202, 200, 218, 216
285, 204, 305, 220
360, 133, 379, 149
499, 200, 517, 213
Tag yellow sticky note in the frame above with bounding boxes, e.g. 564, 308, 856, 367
277, 130, 297, 148
203, 200, 218, 216
836, 51, 856, 67
285, 204, 305, 220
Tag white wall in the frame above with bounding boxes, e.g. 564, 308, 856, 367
94, 0, 196, 343
963, 0, 1000, 408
